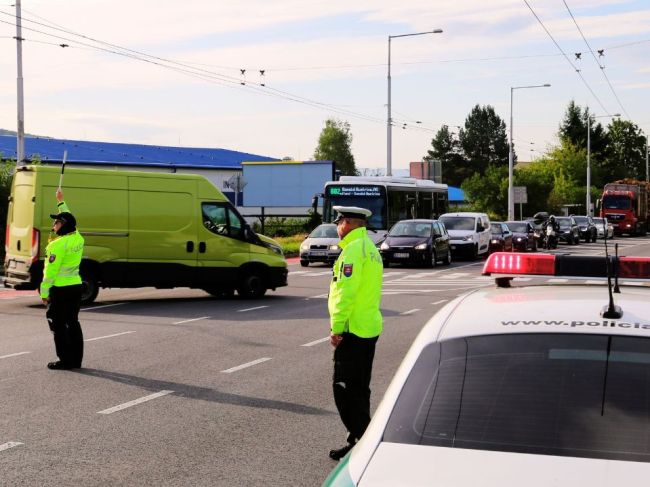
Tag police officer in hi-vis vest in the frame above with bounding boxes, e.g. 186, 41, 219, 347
328, 206, 383, 460
41, 189, 85, 370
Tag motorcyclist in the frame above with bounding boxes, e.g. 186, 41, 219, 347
543, 215, 559, 249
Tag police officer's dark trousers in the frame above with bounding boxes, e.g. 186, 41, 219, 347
333, 332, 378, 444
46, 284, 83, 367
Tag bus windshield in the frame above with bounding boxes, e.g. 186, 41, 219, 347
325, 185, 387, 230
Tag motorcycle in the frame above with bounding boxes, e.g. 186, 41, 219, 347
544, 223, 558, 249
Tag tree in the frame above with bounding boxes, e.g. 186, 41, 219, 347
313, 119, 357, 176
424, 125, 467, 186
459, 105, 509, 175
558, 101, 607, 171
461, 164, 509, 218
600, 119, 646, 181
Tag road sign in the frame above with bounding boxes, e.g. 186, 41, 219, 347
514, 186, 528, 204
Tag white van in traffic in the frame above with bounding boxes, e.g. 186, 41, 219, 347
438, 212, 491, 259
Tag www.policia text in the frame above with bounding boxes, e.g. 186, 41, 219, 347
502, 320, 650, 329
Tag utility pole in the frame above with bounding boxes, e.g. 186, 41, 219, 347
16, 0, 25, 166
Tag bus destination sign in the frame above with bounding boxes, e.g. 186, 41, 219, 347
329, 185, 382, 197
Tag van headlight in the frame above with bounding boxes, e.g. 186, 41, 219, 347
462, 235, 473, 241
380, 242, 390, 250
300, 243, 309, 251
269, 244, 283, 256
414, 243, 428, 250
329, 245, 339, 251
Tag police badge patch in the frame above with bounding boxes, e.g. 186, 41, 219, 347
49, 254, 56, 263
343, 264, 353, 277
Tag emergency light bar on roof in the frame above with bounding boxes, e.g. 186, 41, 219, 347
483, 252, 650, 280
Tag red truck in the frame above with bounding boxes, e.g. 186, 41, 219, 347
599, 179, 650, 236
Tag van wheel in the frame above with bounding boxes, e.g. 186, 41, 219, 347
443, 249, 452, 266
80, 272, 99, 304
473, 244, 479, 260
300, 260, 309, 267
237, 273, 267, 299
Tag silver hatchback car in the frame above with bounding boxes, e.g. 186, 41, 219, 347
299, 223, 341, 267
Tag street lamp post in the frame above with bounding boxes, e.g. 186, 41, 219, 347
508, 84, 550, 220
587, 112, 620, 216
387, 29, 442, 177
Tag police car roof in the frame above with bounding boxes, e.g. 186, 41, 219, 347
423, 285, 650, 343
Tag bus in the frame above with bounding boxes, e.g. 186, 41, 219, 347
323, 176, 448, 241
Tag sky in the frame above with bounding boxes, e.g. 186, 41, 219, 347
0, 0, 648, 172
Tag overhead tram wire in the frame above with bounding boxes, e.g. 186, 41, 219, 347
522, 0, 611, 116
562, 0, 631, 120
0, 12, 389, 128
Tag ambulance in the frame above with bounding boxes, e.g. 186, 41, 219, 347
4, 165, 287, 303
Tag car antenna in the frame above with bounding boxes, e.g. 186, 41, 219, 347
601, 234, 623, 319
613, 243, 621, 294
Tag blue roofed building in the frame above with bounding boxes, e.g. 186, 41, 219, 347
0, 135, 278, 204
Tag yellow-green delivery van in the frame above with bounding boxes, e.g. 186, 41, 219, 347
4, 165, 287, 303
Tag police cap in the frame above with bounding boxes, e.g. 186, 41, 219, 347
333, 206, 372, 223
49, 211, 77, 227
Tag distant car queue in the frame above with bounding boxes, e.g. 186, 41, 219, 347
300, 212, 617, 269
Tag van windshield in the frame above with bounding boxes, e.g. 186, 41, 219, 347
439, 217, 475, 231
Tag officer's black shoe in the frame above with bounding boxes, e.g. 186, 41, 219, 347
329, 442, 355, 460
47, 361, 75, 370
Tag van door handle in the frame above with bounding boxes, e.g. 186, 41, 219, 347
186, 241, 194, 252
199, 242, 206, 253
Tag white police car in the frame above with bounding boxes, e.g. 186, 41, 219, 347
323, 252, 650, 486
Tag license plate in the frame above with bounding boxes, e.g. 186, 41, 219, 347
394, 252, 409, 258
311, 250, 326, 256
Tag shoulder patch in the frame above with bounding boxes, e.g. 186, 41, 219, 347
48, 254, 56, 263
343, 263, 353, 277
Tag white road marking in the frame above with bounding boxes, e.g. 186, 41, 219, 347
301, 337, 330, 347
221, 357, 272, 373
514, 277, 533, 282
97, 390, 174, 415
85, 331, 136, 342
585, 280, 605, 285
547, 278, 569, 283
308, 271, 333, 276
621, 281, 645, 286
0, 351, 30, 360
0, 442, 23, 452
237, 306, 269, 313
308, 293, 329, 299
173, 316, 209, 325
431, 300, 448, 305
288, 271, 309, 275
82, 302, 127, 311
400, 308, 421, 315
382, 272, 405, 277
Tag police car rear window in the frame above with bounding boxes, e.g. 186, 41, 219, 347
383, 333, 650, 462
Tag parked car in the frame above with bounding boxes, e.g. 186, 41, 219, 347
505, 221, 537, 251
573, 215, 598, 242
489, 222, 513, 253
592, 217, 614, 239
556, 216, 581, 245
438, 212, 491, 259
299, 224, 340, 266
380, 219, 451, 267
